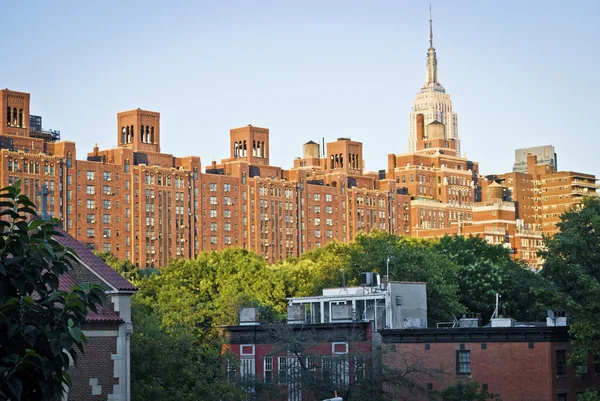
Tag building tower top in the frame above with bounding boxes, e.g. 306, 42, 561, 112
423, 5, 445, 93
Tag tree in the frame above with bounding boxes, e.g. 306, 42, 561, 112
541, 197, 600, 364
435, 235, 559, 324
0, 182, 104, 401
130, 303, 243, 401
95, 251, 140, 284
348, 232, 466, 325
430, 382, 501, 401
578, 389, 600, 401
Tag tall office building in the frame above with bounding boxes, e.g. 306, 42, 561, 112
408, 7, 459, 156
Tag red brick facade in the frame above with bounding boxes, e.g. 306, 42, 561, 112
0, 89, 597, 268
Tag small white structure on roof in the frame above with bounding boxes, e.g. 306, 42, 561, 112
287, 276, 427, 330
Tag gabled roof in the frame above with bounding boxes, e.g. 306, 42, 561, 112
58, 273, 122, 323
53, 227, 137, 292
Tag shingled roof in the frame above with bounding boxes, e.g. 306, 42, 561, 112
53, 227, 137, 292
58, 273, 123, 323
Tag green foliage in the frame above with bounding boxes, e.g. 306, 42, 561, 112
578, 389, 600, 401
434, 235, 558, 323
349, 231, 466, 325
430, 381, 501, 401
95, 251, 140, 284
541, 197, 600, 364
0, 182, 105, 401
130, 303, 243, 401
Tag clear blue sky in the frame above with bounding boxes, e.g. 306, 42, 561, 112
4, 0, 599, 177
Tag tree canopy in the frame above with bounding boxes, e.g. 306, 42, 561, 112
541, 197, 600, 363
0, 183, 104, 401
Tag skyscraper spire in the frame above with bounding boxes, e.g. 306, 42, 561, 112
423, 4, 444, 92
429, 3, 433, 49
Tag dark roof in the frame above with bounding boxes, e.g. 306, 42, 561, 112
304, 140, 318, 145
86, 305, 123, 323
58, 273, 123, 323
53, 227, 137, 292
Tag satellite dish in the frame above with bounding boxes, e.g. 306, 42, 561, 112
547, 309, 555, 319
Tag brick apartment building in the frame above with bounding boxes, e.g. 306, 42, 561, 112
0, 13, 597, 268
222, 286, 600, 401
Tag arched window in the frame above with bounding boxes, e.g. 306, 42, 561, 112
130, 126, 134, 142
330, 155, 334, 169
6, 107, 10, 126
124, 159, 130, 173
18, 109, 23, 127
146, 126, 150, 143
23, 160, 28, 173
261, 141, 265, 157
252, 140, 256, 157
7, 158, 12, 172
126, 126, 130, 143
121, 127, 126, 143
150, 126, 155, 143
243, 141, 247, 157
256, 141, 260, 157
234, 142, 239, 157
339, 153, 343, 168
12, 108, 17, 126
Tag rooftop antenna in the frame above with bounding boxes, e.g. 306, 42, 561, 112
429, 3, 434, 48
340, 268, 348, 294
491, 293, 501, 320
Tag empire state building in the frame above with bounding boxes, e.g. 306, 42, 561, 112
408, 7, 460, 156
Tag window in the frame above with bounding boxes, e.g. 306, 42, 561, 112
103, 228, 111, 238
210, 236, 217, 244
210, 183, 217, 191
103, 172, 111, 181
86, 228, 95, 238
86, 214, 95, 223
556, 350, 567, 375
103, 214, 110, 224
210, 222, 217, 231
210, 209, 217, 218
557, 394, 567, 401
86, 200, 95, 209
86, 185, 95, 195
456, 350, 470, 375
313, 194, 320, 201
210, 196, 217, 205
86, 171, 95, 180
277, 357, 288, 385
224, 183, 231, 192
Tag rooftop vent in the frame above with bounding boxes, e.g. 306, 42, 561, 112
239, 307, 260, 326
460, 313, 482, 328
331, 304, 353, 322
287, 304, 306, 325
491, 317, 516, 328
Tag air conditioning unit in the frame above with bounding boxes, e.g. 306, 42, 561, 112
151, 237, 156, 240
90, 220, 96, 224
103, 235, 108, 238
107, 178, 112, 181
151, 251, 155, 254
107, 206, 111, 210
105, 192, 111, 195
151, 195, 155, 199
87, 235, 94, 238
